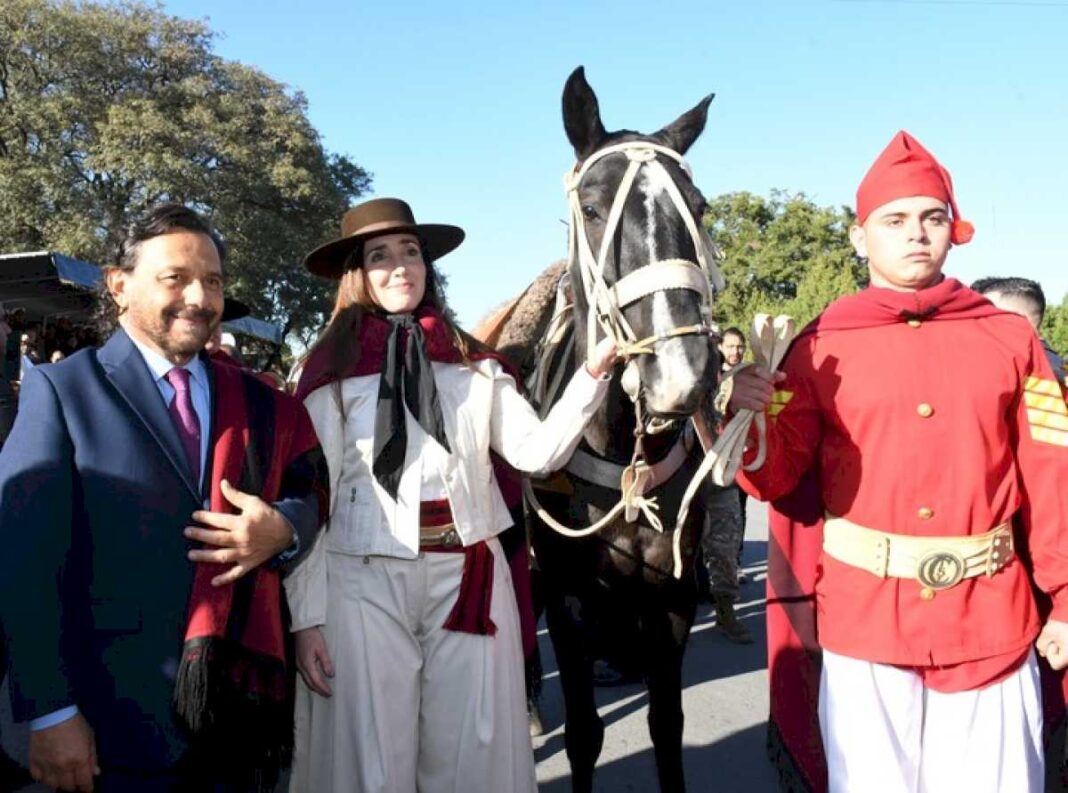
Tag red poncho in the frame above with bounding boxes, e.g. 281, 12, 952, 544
175, 359, 328, 790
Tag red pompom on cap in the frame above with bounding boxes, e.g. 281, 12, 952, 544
951, 219, 975, 245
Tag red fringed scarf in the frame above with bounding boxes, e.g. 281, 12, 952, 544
764, 278, 1068, 791
174, 360, 326, 790
296, 307, 536, 650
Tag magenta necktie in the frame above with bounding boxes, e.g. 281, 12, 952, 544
165, 367, 201, 485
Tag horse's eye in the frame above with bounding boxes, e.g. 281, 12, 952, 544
581, 205, 599, 221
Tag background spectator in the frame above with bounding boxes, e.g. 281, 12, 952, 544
972, 276, 1066, 384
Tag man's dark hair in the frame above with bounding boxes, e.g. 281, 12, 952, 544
721, 326, 746, 344
971, 276, 1046, 322
96, 204, 226, 335
115, 203, 225, 271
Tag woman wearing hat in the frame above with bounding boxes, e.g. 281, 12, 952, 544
285, 198, 617, 792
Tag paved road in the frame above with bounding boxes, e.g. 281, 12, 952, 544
534, 498, 779, 792
2, 499, 778, 793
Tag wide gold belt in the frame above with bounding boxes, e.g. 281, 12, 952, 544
822, 515, 1014, 597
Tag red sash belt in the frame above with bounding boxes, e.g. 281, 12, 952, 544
419, 500, 496, 637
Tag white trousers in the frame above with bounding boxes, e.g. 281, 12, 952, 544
818, 648, 1044, 793
289, 539, 537, 793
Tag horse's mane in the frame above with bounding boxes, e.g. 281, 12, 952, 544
472, 259, 569, 380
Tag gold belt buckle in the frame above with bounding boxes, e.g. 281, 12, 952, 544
916, 549, 966, 591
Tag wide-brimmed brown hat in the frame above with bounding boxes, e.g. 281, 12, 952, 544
303, 197, 465, 279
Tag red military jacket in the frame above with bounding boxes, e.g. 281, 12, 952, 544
739, 277, 1068, 689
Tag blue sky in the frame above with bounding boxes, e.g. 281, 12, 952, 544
160, 0, 1068, 327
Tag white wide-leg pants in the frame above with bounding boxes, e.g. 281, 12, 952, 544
290, 539, 537, 793
818, 648, 1044, 793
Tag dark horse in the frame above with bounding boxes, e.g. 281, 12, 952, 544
525, 68, 720, 793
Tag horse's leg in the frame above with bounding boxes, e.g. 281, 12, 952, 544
641, 601, 695, 793
545, 589, 604, 793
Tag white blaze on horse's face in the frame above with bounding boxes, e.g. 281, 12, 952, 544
644, 292, 706, 415
640, 166, 663, 263
633, 167, 709, 417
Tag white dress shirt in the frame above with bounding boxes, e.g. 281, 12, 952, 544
128, 336, 211, 488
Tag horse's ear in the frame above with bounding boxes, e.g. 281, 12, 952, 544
654, 94, 715, 155
562, 66, 607, 161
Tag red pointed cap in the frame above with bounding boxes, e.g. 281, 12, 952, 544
856, 131, 974, 245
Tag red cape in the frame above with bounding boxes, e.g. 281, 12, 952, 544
765, 278, 1068, 791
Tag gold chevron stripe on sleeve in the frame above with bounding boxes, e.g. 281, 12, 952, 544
1027, 408, 1068, 432
767, 389, 793, 420
1029, 424, 1068, 447
1024, 391, 1068, 414
1025, 376, 1062, 398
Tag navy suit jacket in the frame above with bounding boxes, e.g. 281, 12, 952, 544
0, 329, 322, 771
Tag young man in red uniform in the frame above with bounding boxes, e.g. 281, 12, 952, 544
731, 131, 1068, 792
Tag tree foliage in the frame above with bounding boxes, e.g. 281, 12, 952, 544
1041, 296, 1068, 358
0, 0, 369, 342
703, 190, 864, 333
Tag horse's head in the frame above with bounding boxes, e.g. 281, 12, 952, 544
562, 66, 720, 421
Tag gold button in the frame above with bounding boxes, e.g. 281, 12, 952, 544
917, 403, 934, 418
917, 507, 934, 520
907, 319, 922, 328
920, 587, 936, 601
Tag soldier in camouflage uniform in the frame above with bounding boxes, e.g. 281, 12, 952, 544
699, 480, 754, 643
696, 326, 754, 644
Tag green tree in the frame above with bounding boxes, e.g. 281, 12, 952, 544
0, 0, 370, 343
703, 190, 864, 332
1041, 296, 1068, 358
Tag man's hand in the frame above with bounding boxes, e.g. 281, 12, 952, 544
29, 713, 98, 792
1037, 619, 1068, 670
295, 626, 334, 697
185, 479, 294, 586
727, 365, 786, 414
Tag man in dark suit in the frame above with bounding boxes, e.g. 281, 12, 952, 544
0, 205, 326, 792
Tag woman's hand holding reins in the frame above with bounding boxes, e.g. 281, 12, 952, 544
295, 626, 335, 697
585, 337, 620, 379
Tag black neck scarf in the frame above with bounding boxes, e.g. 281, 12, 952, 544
372, 314, 452, 500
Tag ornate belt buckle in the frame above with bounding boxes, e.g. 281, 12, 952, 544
440, 528, 461, 548
916, 550, 966, 591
